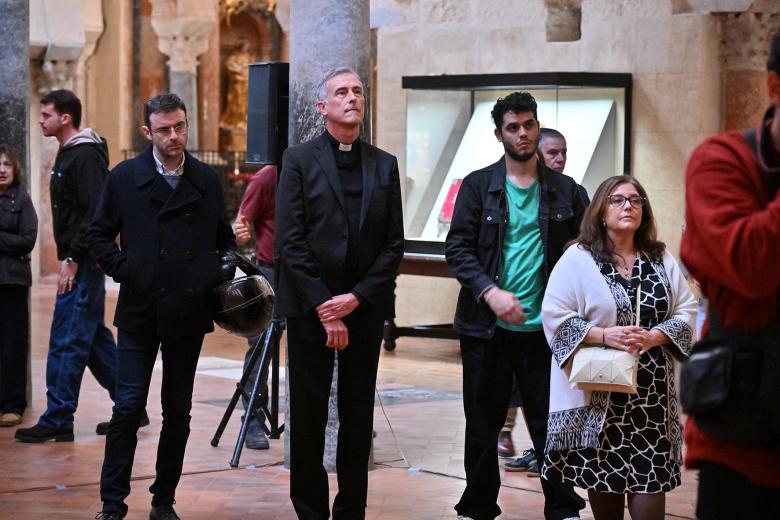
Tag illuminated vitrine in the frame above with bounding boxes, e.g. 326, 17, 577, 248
402, 73, 632, 242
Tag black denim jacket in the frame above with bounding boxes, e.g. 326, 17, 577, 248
445, 157, 586, 339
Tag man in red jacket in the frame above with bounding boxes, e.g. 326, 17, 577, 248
232, 164, 277, 450
681, 28, 780, 518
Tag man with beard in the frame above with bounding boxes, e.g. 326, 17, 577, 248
446, 92, 586, 520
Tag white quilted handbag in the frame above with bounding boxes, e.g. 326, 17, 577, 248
569, 273, 641, 394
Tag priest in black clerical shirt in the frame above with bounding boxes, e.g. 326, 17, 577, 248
274, 67, 404, 520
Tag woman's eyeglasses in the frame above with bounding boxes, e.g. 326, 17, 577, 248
608, 194, 645, 208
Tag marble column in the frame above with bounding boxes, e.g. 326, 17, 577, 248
0, 0, 30, 160
149, 0, 218, 150
285, 0, 372, 473
0, 0, 30, 403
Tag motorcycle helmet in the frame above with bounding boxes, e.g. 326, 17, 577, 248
214, 274, 274, 337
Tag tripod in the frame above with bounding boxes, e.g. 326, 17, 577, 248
211, 317, 285, 467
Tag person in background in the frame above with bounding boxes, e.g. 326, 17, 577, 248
15, 89, 126, 443
232, 163, 277, 450
446, 92, 586, 520
542, 176, 695, 520
89, 92, 235, 520
680, 26, 780, 520
0, 145, 38, 427
504, 127, 589, 476
275, 67, 404, 519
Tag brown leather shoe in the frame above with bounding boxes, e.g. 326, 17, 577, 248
0, 413, 22, 427
497, 431, 515, 458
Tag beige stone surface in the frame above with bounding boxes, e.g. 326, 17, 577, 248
582, 0, 675, 20
395, 275, 459, 326
634, 14, 706, 75
88, 0, 134, 167
725, 70, 767, 131
577, 16, 637, 72
643, 187, 685, 257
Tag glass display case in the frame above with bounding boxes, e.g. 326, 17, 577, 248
402, 73, 632, 242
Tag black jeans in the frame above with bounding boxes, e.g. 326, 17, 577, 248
100, 329, 203, 516
287, 310, 385, 520
697, 462, 780, 519
456, 328, 585, 520
0, 285, 29, 415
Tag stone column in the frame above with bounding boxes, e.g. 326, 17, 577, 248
149, 0, 218, 149
285, 0, 372, 473
0, 0, 30, 159
717, 9, 780, 130
0, 0, 30, 405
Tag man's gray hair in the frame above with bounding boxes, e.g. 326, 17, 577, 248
316, 67, 362, 101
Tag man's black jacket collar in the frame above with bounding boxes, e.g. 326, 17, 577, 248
133, 146, 206, 215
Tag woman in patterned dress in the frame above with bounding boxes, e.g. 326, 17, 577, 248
541, 176, 696, 520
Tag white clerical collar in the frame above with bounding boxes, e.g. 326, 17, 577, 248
152, 151, 185, 176
338, 142, 352, 152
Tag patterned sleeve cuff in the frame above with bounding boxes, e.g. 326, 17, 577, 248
550, 317, 592, 367
653, 317, 693, 359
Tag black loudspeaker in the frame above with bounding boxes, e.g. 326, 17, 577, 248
246, 62, 289, 165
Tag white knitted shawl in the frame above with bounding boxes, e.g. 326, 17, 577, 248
541, 244, 696, 459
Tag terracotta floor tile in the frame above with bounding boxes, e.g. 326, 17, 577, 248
0, 286, 698, 518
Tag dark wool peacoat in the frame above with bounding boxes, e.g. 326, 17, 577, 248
87, 146, 236, 336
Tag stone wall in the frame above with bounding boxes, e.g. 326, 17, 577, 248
371, 0, 776, 327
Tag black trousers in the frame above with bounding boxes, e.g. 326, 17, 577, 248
287, 310, 385, 520
456, 328, 585, 520
100, 329, 203, 516
0, 285, 29, 415
697, 462, 780, 519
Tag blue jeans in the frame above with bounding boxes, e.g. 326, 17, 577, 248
100, 329, 203, 516
39, 261, 116, 429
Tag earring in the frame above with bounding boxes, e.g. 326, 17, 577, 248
600, 219, 606, 227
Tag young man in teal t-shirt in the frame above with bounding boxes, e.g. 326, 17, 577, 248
446, 93, 587, 520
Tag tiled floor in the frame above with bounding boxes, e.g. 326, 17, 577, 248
0, 286, 698, 519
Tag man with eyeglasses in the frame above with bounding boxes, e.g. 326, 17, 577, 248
445, 92, 586, 520
87, 92, 235, 520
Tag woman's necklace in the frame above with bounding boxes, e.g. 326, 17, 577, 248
614, 251, 637, 278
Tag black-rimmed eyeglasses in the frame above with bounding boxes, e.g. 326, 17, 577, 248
608, 194, 645, 209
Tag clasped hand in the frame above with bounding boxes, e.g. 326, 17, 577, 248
603, 326, 660, 355
316, 293, 360, 350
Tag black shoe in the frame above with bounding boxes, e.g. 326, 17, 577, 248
149, 501, 180, 520
95, 511, 124, 519
14, 424, 74, 443
526, 459, 541, 478
504, 448, 535, 472
96, 410, 150, 435
245, 421, 269, 450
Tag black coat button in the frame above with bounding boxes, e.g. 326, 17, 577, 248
186, 289, 194, 298
160, 287, 167, 296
